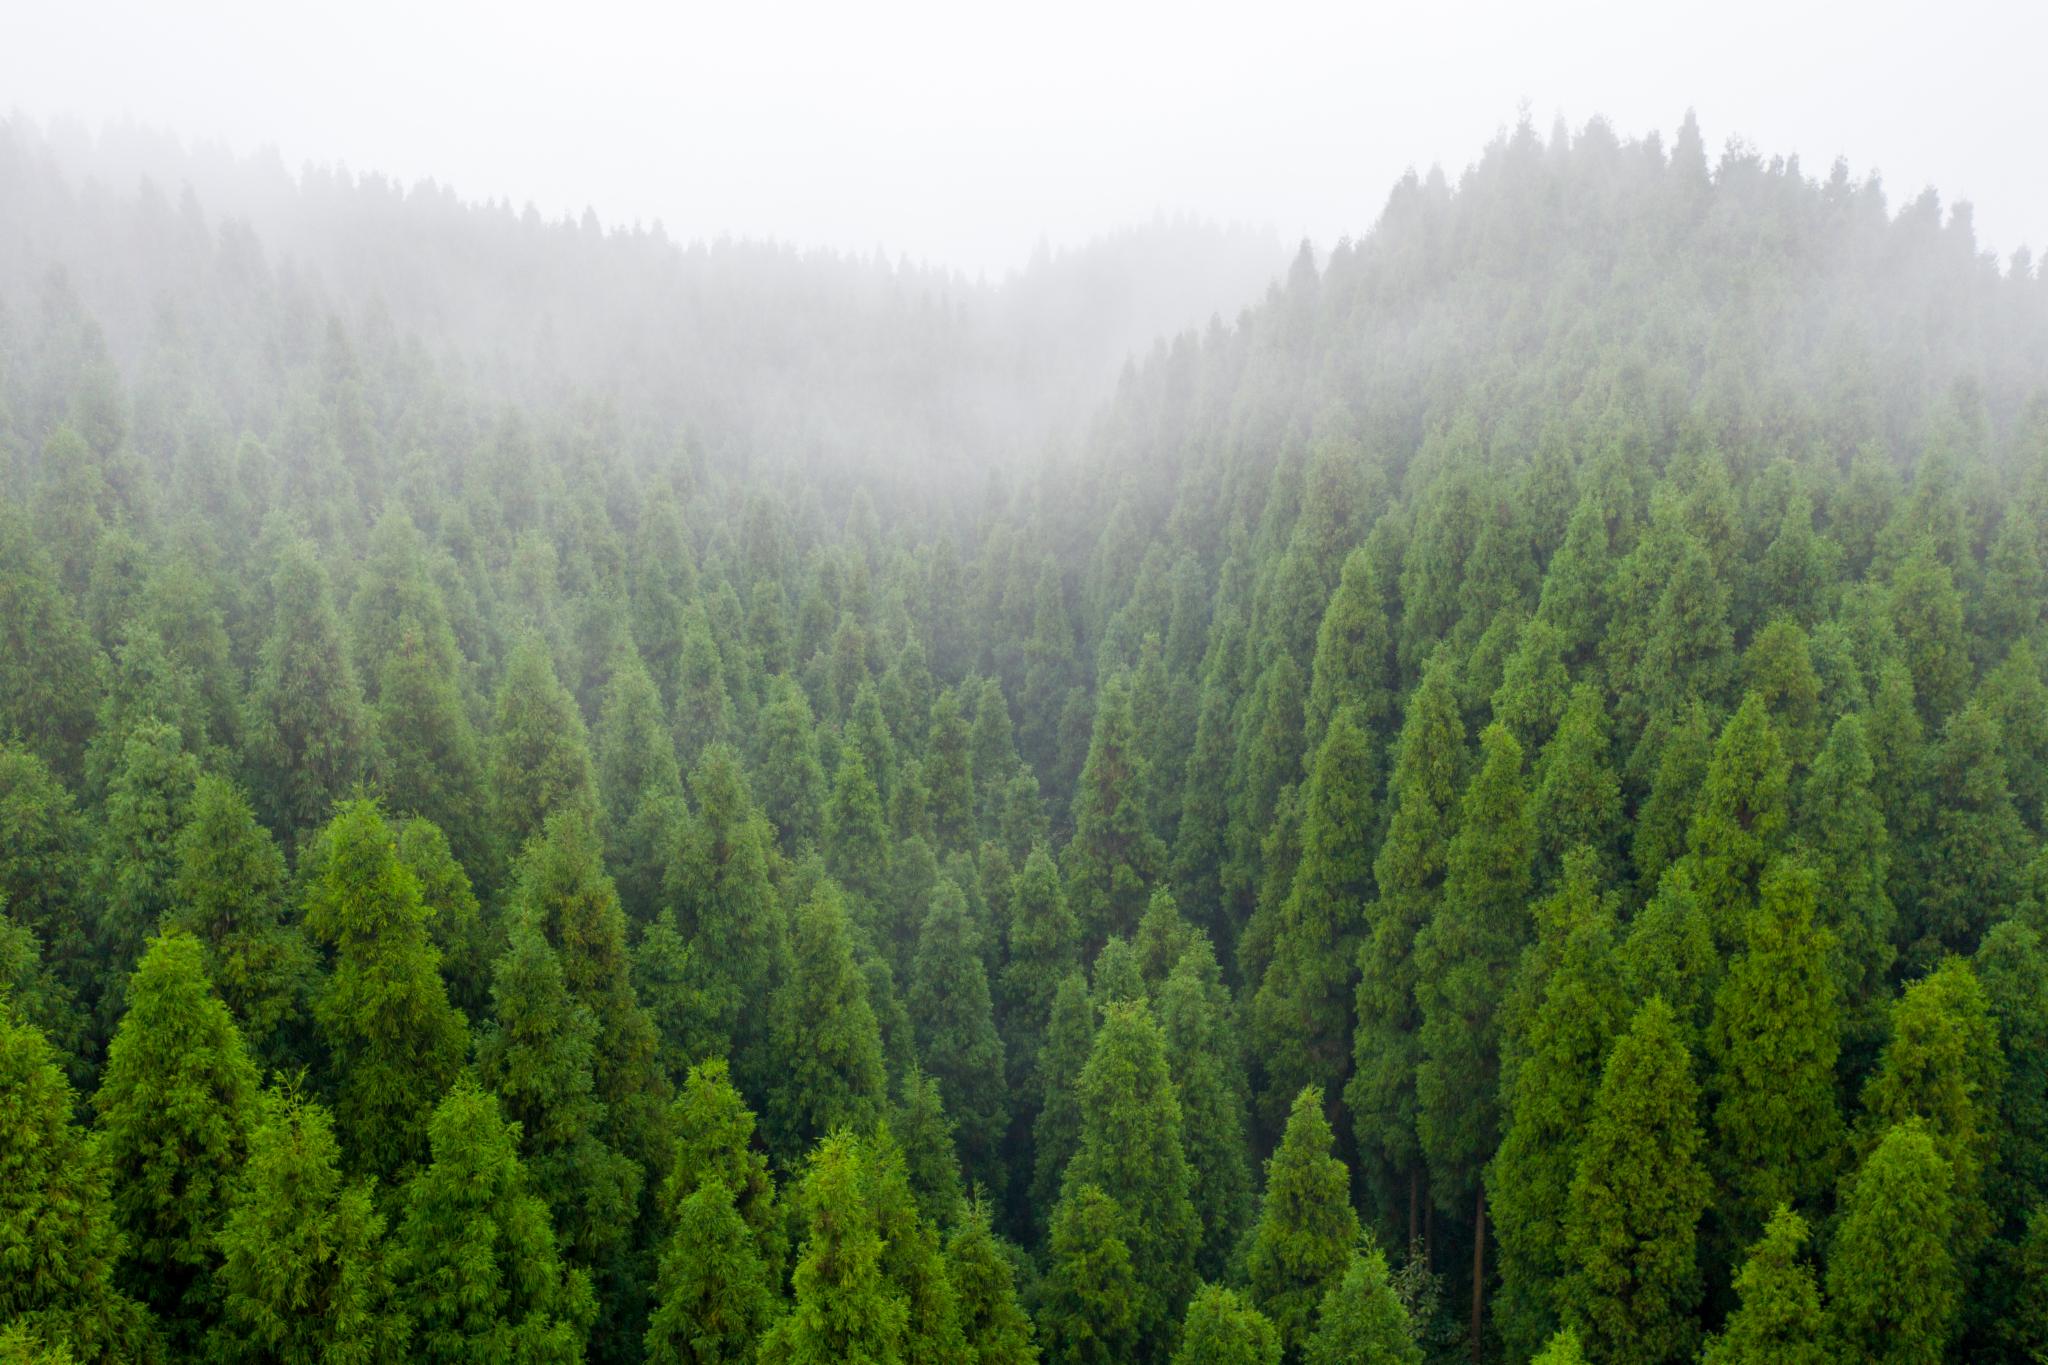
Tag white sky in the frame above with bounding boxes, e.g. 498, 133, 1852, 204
7, 0, 2045, 277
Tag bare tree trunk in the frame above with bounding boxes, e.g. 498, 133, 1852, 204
1425, 1190, 1436, 1273
1409, 1167, 1421, 1247
1470, 1188, 1487, 1364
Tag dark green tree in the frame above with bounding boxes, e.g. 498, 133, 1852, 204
1037, 1183, 1139, 1365
764, 880, 887, 1160
946, 1197, 1037, 1365
644, 1174, 775, 1365
487, 633, 597, 864
908, 877, 1008, 1187
1245, 1086, 1360, 1358
1827, 1121, 1959, 1365
1698, 1205, 1827, 1365
244, 539, 367, 846
1066, 673, 1169, 949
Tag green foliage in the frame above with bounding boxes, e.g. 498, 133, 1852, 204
1065, 673, 1169, 948
908, 877, 1008, 1186
245, 539, 367, 846
1302, 1246, 1418, 1365
1029, 970, 1096, 1233
488, 633, 598, 864
1827, 1122, 1959, 1365
947, 1197, 1037, 1365
1699, 1205, 1827, 1365
1170, 1284, 1279, 1365
765, 881, 887, 1160
89, 718, 200, 1028
644, 1174, 774, 1365
391, 1078, 595, 1363
1245, 1087, 1359, 1358
1038, 1184, 1139, 1365
1157, 940, 1253, 1282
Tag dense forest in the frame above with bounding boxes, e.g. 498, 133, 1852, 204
3, 110, 2048, 1364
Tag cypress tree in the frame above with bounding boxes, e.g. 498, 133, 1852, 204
1528, 1327, 1588, 1365
1000, 843, 1078, 1088
592, 643, 683, 922
1066, 672, 1169, 949
1029, 970, 1096, 1233
1795, 712, 1895, 1036
1491, 616, 1572, 757
1037, 1183, 1139, 1365
764, 880, 887, 1161
824, 742, 890, 909
908, 877, 1007, 1188
1158, 939, 1254, 1281
370, 613, 488, 881
391, 1079, 595, 1364
92, 933, 260, 1344
1827, 1121, 1959, 1365
755, 675, 826, 855
1705, 858, 1842, 1245
1304, 544, 1394, 752
302, 799, 469, 1180
1302, 1247, 1419, 1365
1245, 1086, 1361, 1358
1558, 997, 1710, 1365
1254, 706, 1375, 1126
757, 1131, 907, 1365
1059, 999, 1200, 1363
924, 687, 977, 854
394, 816, 497, 1031
245, 539, 367, 847
89, 718, 200, 1030
1349, 657, 1465, 1235
1683, 692, 1789, 945
1528, 683, 1621, 888
643, 1174, 774, 1365
1913, 698, 2031, 967
1629, 698, 1714, 893
1887, 536, 1971, 725
215, 1086, 409, 1365
1698, 1205, 1827, 1365
667, 1059, 784, 1284
1171, 1285, 1280, 1365
1974, 921, 2048, 1227
487, 632, 597, 864
0, 1002, 155, 1364
673, 602, 736, 772
946, 1197, 1037, 1365
890, 1066, 967, 1229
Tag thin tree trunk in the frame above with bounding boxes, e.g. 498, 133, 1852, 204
1425, 1190, 1436, 1272
1470, 1188, 1487, 1365
1409, 1167, 1421, 1247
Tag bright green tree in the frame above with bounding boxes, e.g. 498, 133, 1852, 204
302, 799, 469, 1180
391, 1079, 594, 1364
1683, 692, 1789, 945
1827, 1121, 1959, 1365
1171, 1285, 1279, 1365
1302, 1247, 1419, 1365
1699, 1205, 1827, 1365
1558, 997, 1710, 1365
756, 1130, 907, 1365
1245, 1086, 1360, 1358
1305, 544, 1394, 751
947, 1197, 1037, 1365
643, 1174, 774, 1365
764, 880, 887, 1160
1037, 1183, 1138, 1365
92, 933, 259, 1344
89, 718, 200, 1029
244, 539, 367, 846
908, 877, 1007, 1187
1528, 683, 1621, 887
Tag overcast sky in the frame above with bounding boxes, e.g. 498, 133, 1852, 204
8, 0, 2045, 277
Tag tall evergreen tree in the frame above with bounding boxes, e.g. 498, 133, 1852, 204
644, 1173, 775, 1365
487, 633, 597, 864
764, 880, 887, 1161
908, 877, 1008, 1188
1699, 1205, 1827, 1365
1682, 692, 1789, 945
757, 1130, 907, 1365
1302, 1247, 1419, 1365
1038, 1182, 1139, 1365
1065, 673, 1169, 949
244, 539, 367, 846
1158, 939, 1254, 1282
946, 1197, 1038, 1365
1245, 1086, 1361, 1358
1171, 1285, 1280, 1365
1827, 1121, 1959, 1365
1029, 970, 1096, 1234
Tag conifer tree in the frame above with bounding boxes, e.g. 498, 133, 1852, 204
89, 718, 200, 1027
866, 1126, 967, 1360
1059, 999, 1200, 1363
391, 1079, 594, 1364
165, 773, 313, 1069
890, 1066, 968, 1229
1630, 698, 1715, 892
1066, 672, 1169, 948
1491, 616, 1572, 756
1559, 996, 1710, 1365
757, 1131, 907, 1365
1254, 706, 1375, 1124
1860, 956, 2002, 1255
1158, 939, 1254, 1281
1246, 1086, 1361, 1358
1302, 1247, 1419, 1365
487, 632, 597, 863
371, 612, 488, 880
764, 880, 887, 1160
1827, 1121, 1959, 1365
1037, 1183, 1139, 1365
593, 643, 684, 921
755, 675, 827, 855
1974, 921, 2048, 1226
302, 799, 469, 1180
667, 1058, 784, 1283
0, 499, 102, 785
1000, 843, 1078, 1089
1528, 1327, 1588, 1365
925, 687, 977, 853
1305, 544, 1394, 751
1030, 970, 1096, 1233
245, 538, 367, 846
1888, 536, 1971, 725
824, 742, 891, 909
1913, 698, 2031, 966
1705, 858, 1842, 1246
215, 1086, 410, 1365
1487, 859, 1626, 1359
1528, 683, 1621, 887
908, 877, 1007, 1187
946, 1197, 1038, 1365
1796, 712, 1895, 1033
1171, 1285, 1280, 1365
644, 1174, 774, 1365
673, 602, 737, 772
1683, 692, 1789, 943
1349, 657, 1465, 1234
1699, 1205, 1827, 1365
92, 933, 260, 1344
395, 816, 498, 1030
668, 747, 786, 1084
0, 1002, 156, 1364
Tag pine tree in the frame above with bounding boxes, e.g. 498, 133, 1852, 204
1827, 1121, 1959, 1365
1059, 999, 1200, 1363
1699, 1205, 1827, 1365
1171, 1285, 1280, 1365
1000, 844, 1078, 1091
866, 1126, 966, 1360
165, 773, 313, 1070
302, 799, 469, 1180
370, 613, 488, 881
1912, 698, 2031, 967
673, 603, 737, 772
764, 880, 887, 1160
0, 1002, 155, 1364
215, 1085, 410, 1365
924, 687, 977, 854
1302, 1247, 1419, 1365
1492, 616, 1572, 757
1705, 858, 1842, 1246
644, 1174, 774, 1365
1158, 940, 1254, 1282
1305, 545, 1394, 751
890, 1066, 967, 1229
825, 742, 891, 909
1349, 657, 1465, 1233
244, 538, 367, 846
0, 498, 102, 785
487, 633, 597, 864
755, 675, 827, 855
946, 1197, 1037, 1365
1253, 706, 1375, 1125
92, 933, 259, 1344
667, 1058, 785, 1283
1683, 692, 1789, 945
1066, 673, 1169, 949
1630, 699, 1715, 892
1558, 997, 1710, 1365
1795, 713, 1895, 1034
1529, 683, 1621, 887
1037, 1183, 1139, 1365
1974, 921, 2048, 1227
394, 816, 498, 1032
1888, 536, 1971, 725
908, 877, 1007, 1187
391, 1079, 595, 1364
593, 643, 684, 921
89, 718, 200, 1029
1245, 1086, 1360, 1358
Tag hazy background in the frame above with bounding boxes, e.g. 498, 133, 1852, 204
8, 0, 2045, 276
